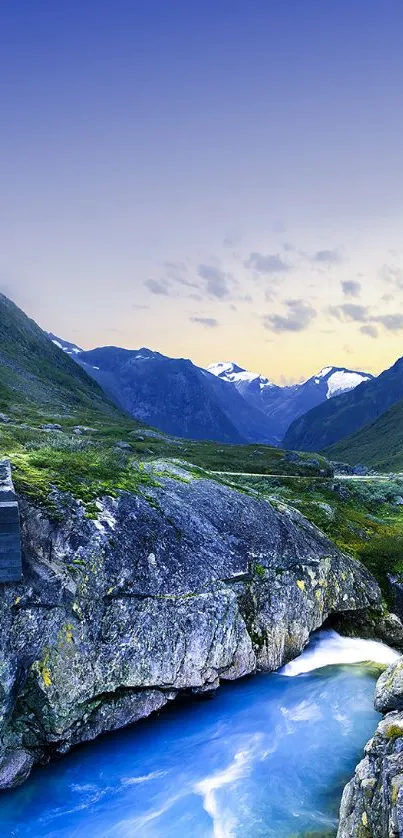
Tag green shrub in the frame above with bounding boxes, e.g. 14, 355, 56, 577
357, 535, 403, 590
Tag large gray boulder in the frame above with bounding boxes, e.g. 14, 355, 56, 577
0, 471, 381, 790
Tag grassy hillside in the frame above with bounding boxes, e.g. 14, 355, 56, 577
0, 293, 129, 424
325, 398, 403, 471
0, 419, 332, 511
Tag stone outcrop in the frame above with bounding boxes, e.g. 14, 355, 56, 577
338, 658, 403, 837
0, 469, 382, 790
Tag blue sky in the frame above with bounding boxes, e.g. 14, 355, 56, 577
2, 1, 403, 381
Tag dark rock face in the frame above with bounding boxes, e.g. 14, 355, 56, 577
0, 472, 382, 790
338, 659, 403, 837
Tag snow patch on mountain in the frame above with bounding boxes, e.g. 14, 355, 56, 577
207, 362, 274, 390
300, 366, 373, 397
325, 369, 371, 398
47, 333, 83, 356
208, 361, 372, 399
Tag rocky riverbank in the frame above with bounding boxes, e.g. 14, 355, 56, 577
0, 464, 385, 791
338, 658, 403, 837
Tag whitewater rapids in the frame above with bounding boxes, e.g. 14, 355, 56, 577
280, 628, 399, 676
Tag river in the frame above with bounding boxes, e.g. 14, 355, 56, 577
0, 630, 398, 838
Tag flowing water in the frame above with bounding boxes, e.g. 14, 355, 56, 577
0, 630, 399, 838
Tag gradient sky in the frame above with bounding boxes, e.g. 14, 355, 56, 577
2, 0, 403, 383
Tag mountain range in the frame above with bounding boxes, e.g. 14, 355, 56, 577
49, 334, 372, 445
208, 361, 372, 441
61, 345, 275, 444
0, 294, 331, 484
1, 293, 403, 468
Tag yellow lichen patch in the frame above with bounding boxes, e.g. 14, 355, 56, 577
42, 667, 52, 687
315, 588, 323, 602
296, 580, 305, 592
14, 596, 21, 605
64, 624, 74, 643
361, 811, 368, 827
36, 650, 52, 688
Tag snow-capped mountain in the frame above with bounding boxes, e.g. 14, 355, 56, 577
210, 361, 371, 400
303, 366, 372, 400
207, 361, 275, 391
208, 361, 374, 440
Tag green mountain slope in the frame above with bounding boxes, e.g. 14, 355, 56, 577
324, 398, 403, 471
0, 293, 126, 423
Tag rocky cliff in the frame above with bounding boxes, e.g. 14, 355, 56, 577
338, 658, 403, 837
0, 462, 382, 791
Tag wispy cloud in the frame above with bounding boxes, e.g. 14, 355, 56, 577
197, 264, 232, 299
144, 278, 170, 295
310, 248, 342, 265
341, 280, 361, 298
164, 262, 199, 289
329, 301, 403, 334
328, 303, 369, 322
164, 261, 188, 278
245, 252, 291, 274
146, 258, 247, 304
262, 299, 316, 333
373, 313, 403, 331
223, 232, 241, 247
360, 324, 378, 338
378, 264, 403, 288
190, 316, 219, 328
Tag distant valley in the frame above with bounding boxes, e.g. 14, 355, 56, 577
49, 334, 373, 447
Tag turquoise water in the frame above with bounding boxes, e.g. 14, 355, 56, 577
0, 631, 393, 838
